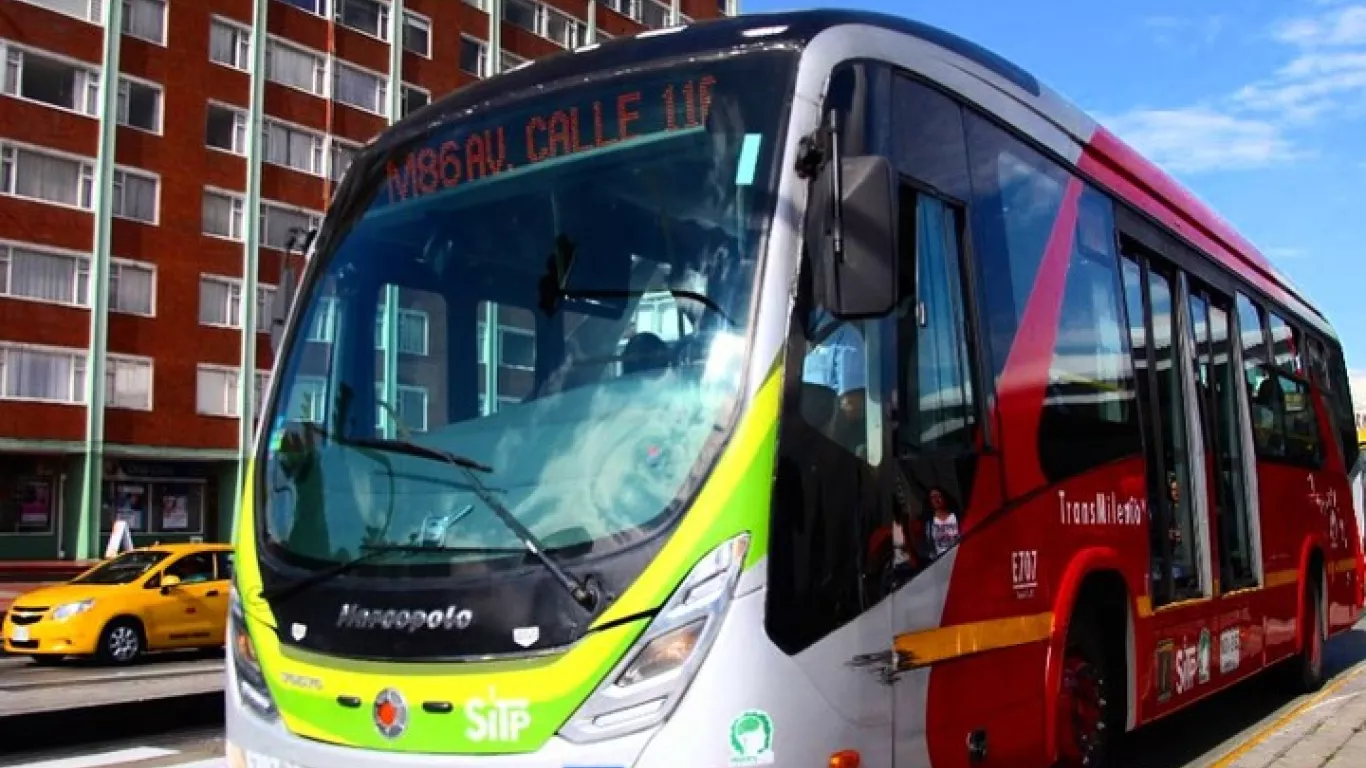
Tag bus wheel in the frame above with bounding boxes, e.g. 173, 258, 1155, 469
1056, 614, 1111, 768
1289, 575, 1326, 694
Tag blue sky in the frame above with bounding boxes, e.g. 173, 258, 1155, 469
743, 0, 1366, 405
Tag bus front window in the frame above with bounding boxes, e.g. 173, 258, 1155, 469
254, 48, 794, 660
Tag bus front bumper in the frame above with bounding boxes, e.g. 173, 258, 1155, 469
226, 691, 657, 768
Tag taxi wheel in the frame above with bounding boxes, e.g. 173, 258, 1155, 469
97, 618, 144, 665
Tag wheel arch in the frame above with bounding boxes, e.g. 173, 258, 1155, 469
1043, 548, 1135, 764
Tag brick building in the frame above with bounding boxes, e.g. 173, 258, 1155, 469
0, 0, 735, 562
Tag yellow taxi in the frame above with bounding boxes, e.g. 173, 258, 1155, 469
2, 542, 234, 665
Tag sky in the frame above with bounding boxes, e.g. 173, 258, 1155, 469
742, 0, 1366, 409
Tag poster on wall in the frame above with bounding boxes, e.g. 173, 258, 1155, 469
102, 482, 149, 532
115, 484, 146, 530
0, 477, 54, 534
152, 482, 205, 534
18, 480, 51, 529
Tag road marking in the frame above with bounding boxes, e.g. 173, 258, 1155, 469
8, 747, 178, 768
1209, 661, 1366, 767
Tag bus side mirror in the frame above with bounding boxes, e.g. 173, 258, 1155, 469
807, 154, 899, 319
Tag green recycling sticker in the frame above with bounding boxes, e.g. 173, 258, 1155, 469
728, 710, 775, 766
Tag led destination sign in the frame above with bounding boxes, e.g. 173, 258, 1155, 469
382, 74, 718, 208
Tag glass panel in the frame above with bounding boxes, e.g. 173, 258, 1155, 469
262, 50, 793, 596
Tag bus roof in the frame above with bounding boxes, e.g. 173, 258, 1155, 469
379, 8, 1334, 342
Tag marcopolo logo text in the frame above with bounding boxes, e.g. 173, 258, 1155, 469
335, 603, 474, 632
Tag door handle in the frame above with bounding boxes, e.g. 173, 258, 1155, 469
206, 590, 220, 597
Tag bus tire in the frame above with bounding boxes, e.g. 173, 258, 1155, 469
1055, 608, 1113, 768
1286, 571, 1326, 694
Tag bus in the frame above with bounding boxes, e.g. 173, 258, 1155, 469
227, 9, 1366, 768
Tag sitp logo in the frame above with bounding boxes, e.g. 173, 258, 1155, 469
465, 687, 532, 744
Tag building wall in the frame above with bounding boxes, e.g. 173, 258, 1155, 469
0, 0, 733, 559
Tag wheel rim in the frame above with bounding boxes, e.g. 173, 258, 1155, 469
109, 626, 139, 661
1057, 653, 1106, 767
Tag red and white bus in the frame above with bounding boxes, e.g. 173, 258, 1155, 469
230, 10, 1365, 768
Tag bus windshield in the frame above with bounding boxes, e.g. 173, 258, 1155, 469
258, 48, 794, 587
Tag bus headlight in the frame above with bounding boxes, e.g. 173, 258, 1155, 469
230, 586, 279, 721
561, 532, 750, 743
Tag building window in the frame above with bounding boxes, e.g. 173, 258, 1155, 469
199, 274, 275, 332
203, 189, 245, 240
0, 143, 95, 210
336, 0, 388, 39
503, 0, 539, 34
116, 78, 162, 132
374, 307, 429, 356
277, 0, 327, 15
261, 202, 321, 251
330, 141, 358, 182
206, 103, 248, 154
1, 45, 100, 116
459, 37, 486, 77
263, 119, 324, 175
0, 342, 86, 404
107, 260, 155, 315
0, 243, 84, 306
334, 61, 387, 115
286, 376, 328, 422
122, 0, 167, 45
209, 19, 251, 70
500, 50, 528, 73
106, 355, 153, 410
0, 242, 153, 315
267, 39, 326, 97
111, 169, 158, 223
196, 364, 270, 418
404, 13, 431, 56
641, 0, 671, 28
373, 384, 428, 431
544, 5, 585, 48
13, 0, 101, 24
401, 84, 428, 116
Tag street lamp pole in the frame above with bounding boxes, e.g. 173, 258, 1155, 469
378, 0, 405, 437
231, 0, 271, 532
76, 0, 126, 560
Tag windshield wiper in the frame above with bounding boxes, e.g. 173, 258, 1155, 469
260, 543, 523, 603
339, 435, 603, 613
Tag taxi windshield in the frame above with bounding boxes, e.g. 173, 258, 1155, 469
71, 550, 170, 585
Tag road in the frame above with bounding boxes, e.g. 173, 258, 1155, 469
0, 649, 224, 718
2, 623, 1365, 767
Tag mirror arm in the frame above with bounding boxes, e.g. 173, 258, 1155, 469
827, 109, 845, 263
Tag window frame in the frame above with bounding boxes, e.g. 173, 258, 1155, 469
0, 340, 88, 405
121, 0, 169, 47
116, 73, 165, 135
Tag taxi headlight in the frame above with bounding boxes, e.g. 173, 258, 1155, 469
230, 586, 278, 720
52, 599, 95, 621
561, 533, 750, 743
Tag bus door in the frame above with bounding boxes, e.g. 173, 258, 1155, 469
1183, 279, 1261, 682
1117, 239, 1218, 703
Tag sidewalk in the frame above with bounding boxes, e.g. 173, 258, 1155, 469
1218, 665, 1366, 767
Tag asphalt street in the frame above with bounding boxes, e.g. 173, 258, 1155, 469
1, 622, 1364, 767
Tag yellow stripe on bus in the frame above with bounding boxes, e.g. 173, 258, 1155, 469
892, 557, 1356, 669
893, 612, 1053, 668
